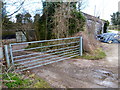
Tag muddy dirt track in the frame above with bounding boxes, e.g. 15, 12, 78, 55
31, 43, 119, 88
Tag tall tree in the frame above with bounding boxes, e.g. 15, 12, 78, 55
111, 12, 120, 25
15, 13, 33, 42
34, 14, 40, 23
34, 14, 41, 40
16, 13, 23, 23
1, 1, 14, 30
35, 1, 85, 40
2, 16, 14, 30
1, 1, 6, 18
24, 12, 32, 23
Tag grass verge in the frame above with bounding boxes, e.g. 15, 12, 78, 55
82, 48, 106, 60
74, 48, 106, 60
112, 29, 120, 31
2, 73, 51, 88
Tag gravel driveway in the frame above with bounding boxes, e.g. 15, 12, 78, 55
29, 43, 118, 88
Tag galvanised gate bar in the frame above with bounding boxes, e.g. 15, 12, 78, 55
4, 36, 83, 72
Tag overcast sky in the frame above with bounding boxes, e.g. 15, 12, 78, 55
82, 0, 119, 21
6, 0, 119, 22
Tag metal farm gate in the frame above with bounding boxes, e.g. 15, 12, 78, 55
4, 37, 83, 72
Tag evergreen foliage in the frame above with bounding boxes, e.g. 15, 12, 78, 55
2, 16, 14, 30
34, 1, 86, 40
111, 12, 120, 25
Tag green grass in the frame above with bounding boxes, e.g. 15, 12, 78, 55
3, 73, 30, 88
2, 73, 51, 88
26, 43, 42, 52
33, 79, 51, 88
112, 29, 120, 31
74, 48, 106, 60
82, 48, 106, 60
0, 74, 2, 78
108, 31, 112, 33
26, 43, 52, 52
27, 43, 106, 60
108, 29, 120, 31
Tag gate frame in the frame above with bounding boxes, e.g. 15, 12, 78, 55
4, 45, 10, 67
4, 36, 83, 70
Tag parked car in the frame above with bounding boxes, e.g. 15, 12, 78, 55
97, 33, 120, 43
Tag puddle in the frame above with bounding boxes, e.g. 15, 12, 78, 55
95, 70, 113, 76
94, 80, 118, 88
93, 69, 118, 87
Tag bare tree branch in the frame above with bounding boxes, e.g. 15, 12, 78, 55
7, 0, 25, 17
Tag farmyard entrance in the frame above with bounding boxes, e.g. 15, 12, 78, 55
4, 37, 83, 72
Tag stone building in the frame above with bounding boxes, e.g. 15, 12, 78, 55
82, 12, 106, 35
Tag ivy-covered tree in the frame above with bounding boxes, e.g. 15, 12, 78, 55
34, 1, 86, 40
34, 2, 58, 40
69, 10, 86, 36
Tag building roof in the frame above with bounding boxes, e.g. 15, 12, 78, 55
82, 12, 104, 24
